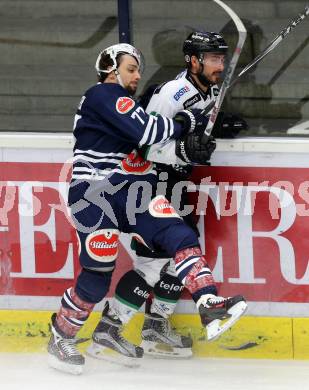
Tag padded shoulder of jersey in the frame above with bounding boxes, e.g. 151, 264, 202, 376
86, 82, 128, 98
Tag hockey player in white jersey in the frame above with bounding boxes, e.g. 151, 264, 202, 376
88, 31, 248, 363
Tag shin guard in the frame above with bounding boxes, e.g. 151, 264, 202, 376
112, 270, 152, 324
56, 287, 95, 337
174, 247, 217, 300
151, 273, 184, 318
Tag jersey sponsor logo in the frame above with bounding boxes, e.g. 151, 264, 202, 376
149, 195, 181, 219
173, 85, 190, 101
116, 97, 135, 114
85, 229, 119, 262
159, 281, 185, 292
134, 286, 150, 299
121, 151, 153, 174
183, 93, 201, 109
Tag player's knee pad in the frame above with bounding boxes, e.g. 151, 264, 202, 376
75, 268, 113, 303
134, 256, 170, 287
77, 228, 119, 273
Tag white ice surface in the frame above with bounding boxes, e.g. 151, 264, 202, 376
0, 354, 308, 390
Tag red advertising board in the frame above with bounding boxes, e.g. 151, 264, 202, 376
1, 162, 309, 303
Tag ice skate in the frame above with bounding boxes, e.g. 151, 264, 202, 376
86, 302, 144, 367
47, 313, 85, 375
197, 294, 247, 341
141, 313, 193, 358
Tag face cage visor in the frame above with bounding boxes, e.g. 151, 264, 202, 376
199, 52, 227, 67
185, 51, 228, 87
95, 43, 145, 76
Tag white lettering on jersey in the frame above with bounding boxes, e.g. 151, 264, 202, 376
131, 106, 146, 125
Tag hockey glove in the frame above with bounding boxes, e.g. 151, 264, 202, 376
212, 112, 248, 138
176, 133, 216, 165
174, 109, 210, 134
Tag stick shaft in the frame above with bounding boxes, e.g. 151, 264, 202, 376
204, 0, 247, 136
228, 6, 309, 89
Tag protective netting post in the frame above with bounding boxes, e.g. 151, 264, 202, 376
118, 0, 131, 43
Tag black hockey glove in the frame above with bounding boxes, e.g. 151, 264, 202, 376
176, 133, 216, 165
212, 112, 248, 138
174, 109, 209, 134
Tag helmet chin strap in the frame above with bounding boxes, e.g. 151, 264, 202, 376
115, 69, 125, 88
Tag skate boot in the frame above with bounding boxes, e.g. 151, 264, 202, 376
141, 313, 193, 358
197, 294, 247, 341
47, 313, 85, 375
86, 302, 144, 367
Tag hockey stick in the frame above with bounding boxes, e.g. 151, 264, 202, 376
204, 0, 247, 136
201, 34, 308, 115
228, 5, 309, 90
268, 35, 309, 86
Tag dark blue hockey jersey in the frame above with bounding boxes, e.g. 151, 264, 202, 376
71, 83, 183, 188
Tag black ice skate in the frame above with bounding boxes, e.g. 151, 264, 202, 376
86, 302, 144, 367
197, 294, 247, 341
47, 313, 85, 375
141, 313, 193, 358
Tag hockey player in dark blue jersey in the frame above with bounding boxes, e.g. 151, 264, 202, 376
88, 32, 248, 362
47, 42, 244, 375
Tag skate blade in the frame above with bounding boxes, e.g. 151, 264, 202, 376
48, 354, 83, 375
141, 340, 192, 359
86, 342, 141, 368
206, 300, 248, 341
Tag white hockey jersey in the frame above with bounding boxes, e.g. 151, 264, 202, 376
144, 70, 219, 165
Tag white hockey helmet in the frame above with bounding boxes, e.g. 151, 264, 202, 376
95, 43, 144, 76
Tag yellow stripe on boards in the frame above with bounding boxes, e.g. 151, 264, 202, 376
0, 310, 307, 359
293, 318, 309, 360
170, 315, 293, 359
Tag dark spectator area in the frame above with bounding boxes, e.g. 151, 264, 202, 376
0, 0, 308, 136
